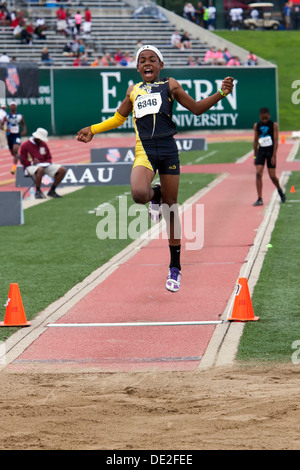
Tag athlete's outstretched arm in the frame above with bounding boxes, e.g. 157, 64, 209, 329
77, 86, 133, 143
169, 76, 234, 116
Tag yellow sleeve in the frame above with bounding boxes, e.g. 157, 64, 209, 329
91, 110, 127, 134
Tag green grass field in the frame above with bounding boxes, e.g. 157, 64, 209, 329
215, 31, 300, 132
179, 141, 252, 165
237, 171, 300, 363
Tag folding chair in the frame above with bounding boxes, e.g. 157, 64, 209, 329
22, 172, 36, 199
20, 162, 46, 200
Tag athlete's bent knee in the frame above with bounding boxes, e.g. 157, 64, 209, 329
131, 188, 149, 205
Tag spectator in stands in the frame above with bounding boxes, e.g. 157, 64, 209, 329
215, 48, 226, 65
80, 53, 89, 66
119, 51, 134, 67
3, 101, 26, 175
74, 11, 82, 35
171, 30, 184, 50
21, 22, 34, 45
62, 42, 73, 56
223, 47, 232, 64
78, 39, 85, 55
83, 7, 92, 35
19, 127, 66, 199
195, 56, 203, 66
90, 55, 107, 66
0, 7, 6, 26
13, 22, 22, 39
227, 56, 240, 66
195, 2, 205, 26
41, 47, 53, 65
204, 47, 216, 65
186, 55, 196, 66
65, 9, 75, 37
56, 6, 67, 35
247, 51, 257, 66
183, 2, 196, 22
3, 6, 13, 26
71, 38, 80, 56
180, 31, 192, 49
0, 103, 7, 149
35, 16, 47, 40
104, 52, 116, 66
73, 53, 82, 67
11, 11, 23, 29
127, 54, 136, 68
0, 52, 10, 62
114, 49, 124, 63
9, 10, 18, 27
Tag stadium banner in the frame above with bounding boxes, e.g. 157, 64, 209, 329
10, 66, 277, 136
90, 137, 207, 163
0, 63, 39, 98
15, 163, 133, 188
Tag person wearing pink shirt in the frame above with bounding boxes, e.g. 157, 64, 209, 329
204, 47, 216, 65
247, 51, 257, 66
214, 49, 226, 65
227, 56, 240, 66
74, 11, 82, 35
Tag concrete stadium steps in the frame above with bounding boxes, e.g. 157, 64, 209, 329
0, 7, 210, 67
22, 0, 129, 8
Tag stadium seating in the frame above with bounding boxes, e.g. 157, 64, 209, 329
0, 0, 210, 67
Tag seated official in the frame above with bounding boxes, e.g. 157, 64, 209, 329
19, 127, 66, 199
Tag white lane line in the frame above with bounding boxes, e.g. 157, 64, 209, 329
47, 321, 223, 327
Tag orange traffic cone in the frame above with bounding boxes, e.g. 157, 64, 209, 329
0, 283, 31, 327
281, 135, 286, 144
290, 185, 296, 193
228, 277, 259, 322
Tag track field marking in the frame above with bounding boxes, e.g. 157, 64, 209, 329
47, 321, 223, 327
15, 356, 203, 364
195, 150, 217, 163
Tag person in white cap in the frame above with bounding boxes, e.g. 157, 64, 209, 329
77, 44, 234, 292
2, 101, 26, 174
19, 127, 66, 199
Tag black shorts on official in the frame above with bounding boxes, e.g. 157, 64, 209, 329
133, 135, 180, 175
255, 147, 275, 168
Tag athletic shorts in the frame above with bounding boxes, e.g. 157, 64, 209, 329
7, 133, 21, 150
133, 135, 180, 175
25, 163, 62, 179
255, 147, 276, 168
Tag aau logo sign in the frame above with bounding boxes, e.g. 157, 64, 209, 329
5, 67, 20, 95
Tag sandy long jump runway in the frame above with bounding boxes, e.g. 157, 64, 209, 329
2, 137, 300, 373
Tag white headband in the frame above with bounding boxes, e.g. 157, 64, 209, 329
136, 45, 164, 63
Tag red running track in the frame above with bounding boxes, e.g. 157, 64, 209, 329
3, 135, 300, 372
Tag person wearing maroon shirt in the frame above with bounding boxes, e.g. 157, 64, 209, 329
83, 7, 92, 34
20, 127, 66, 199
